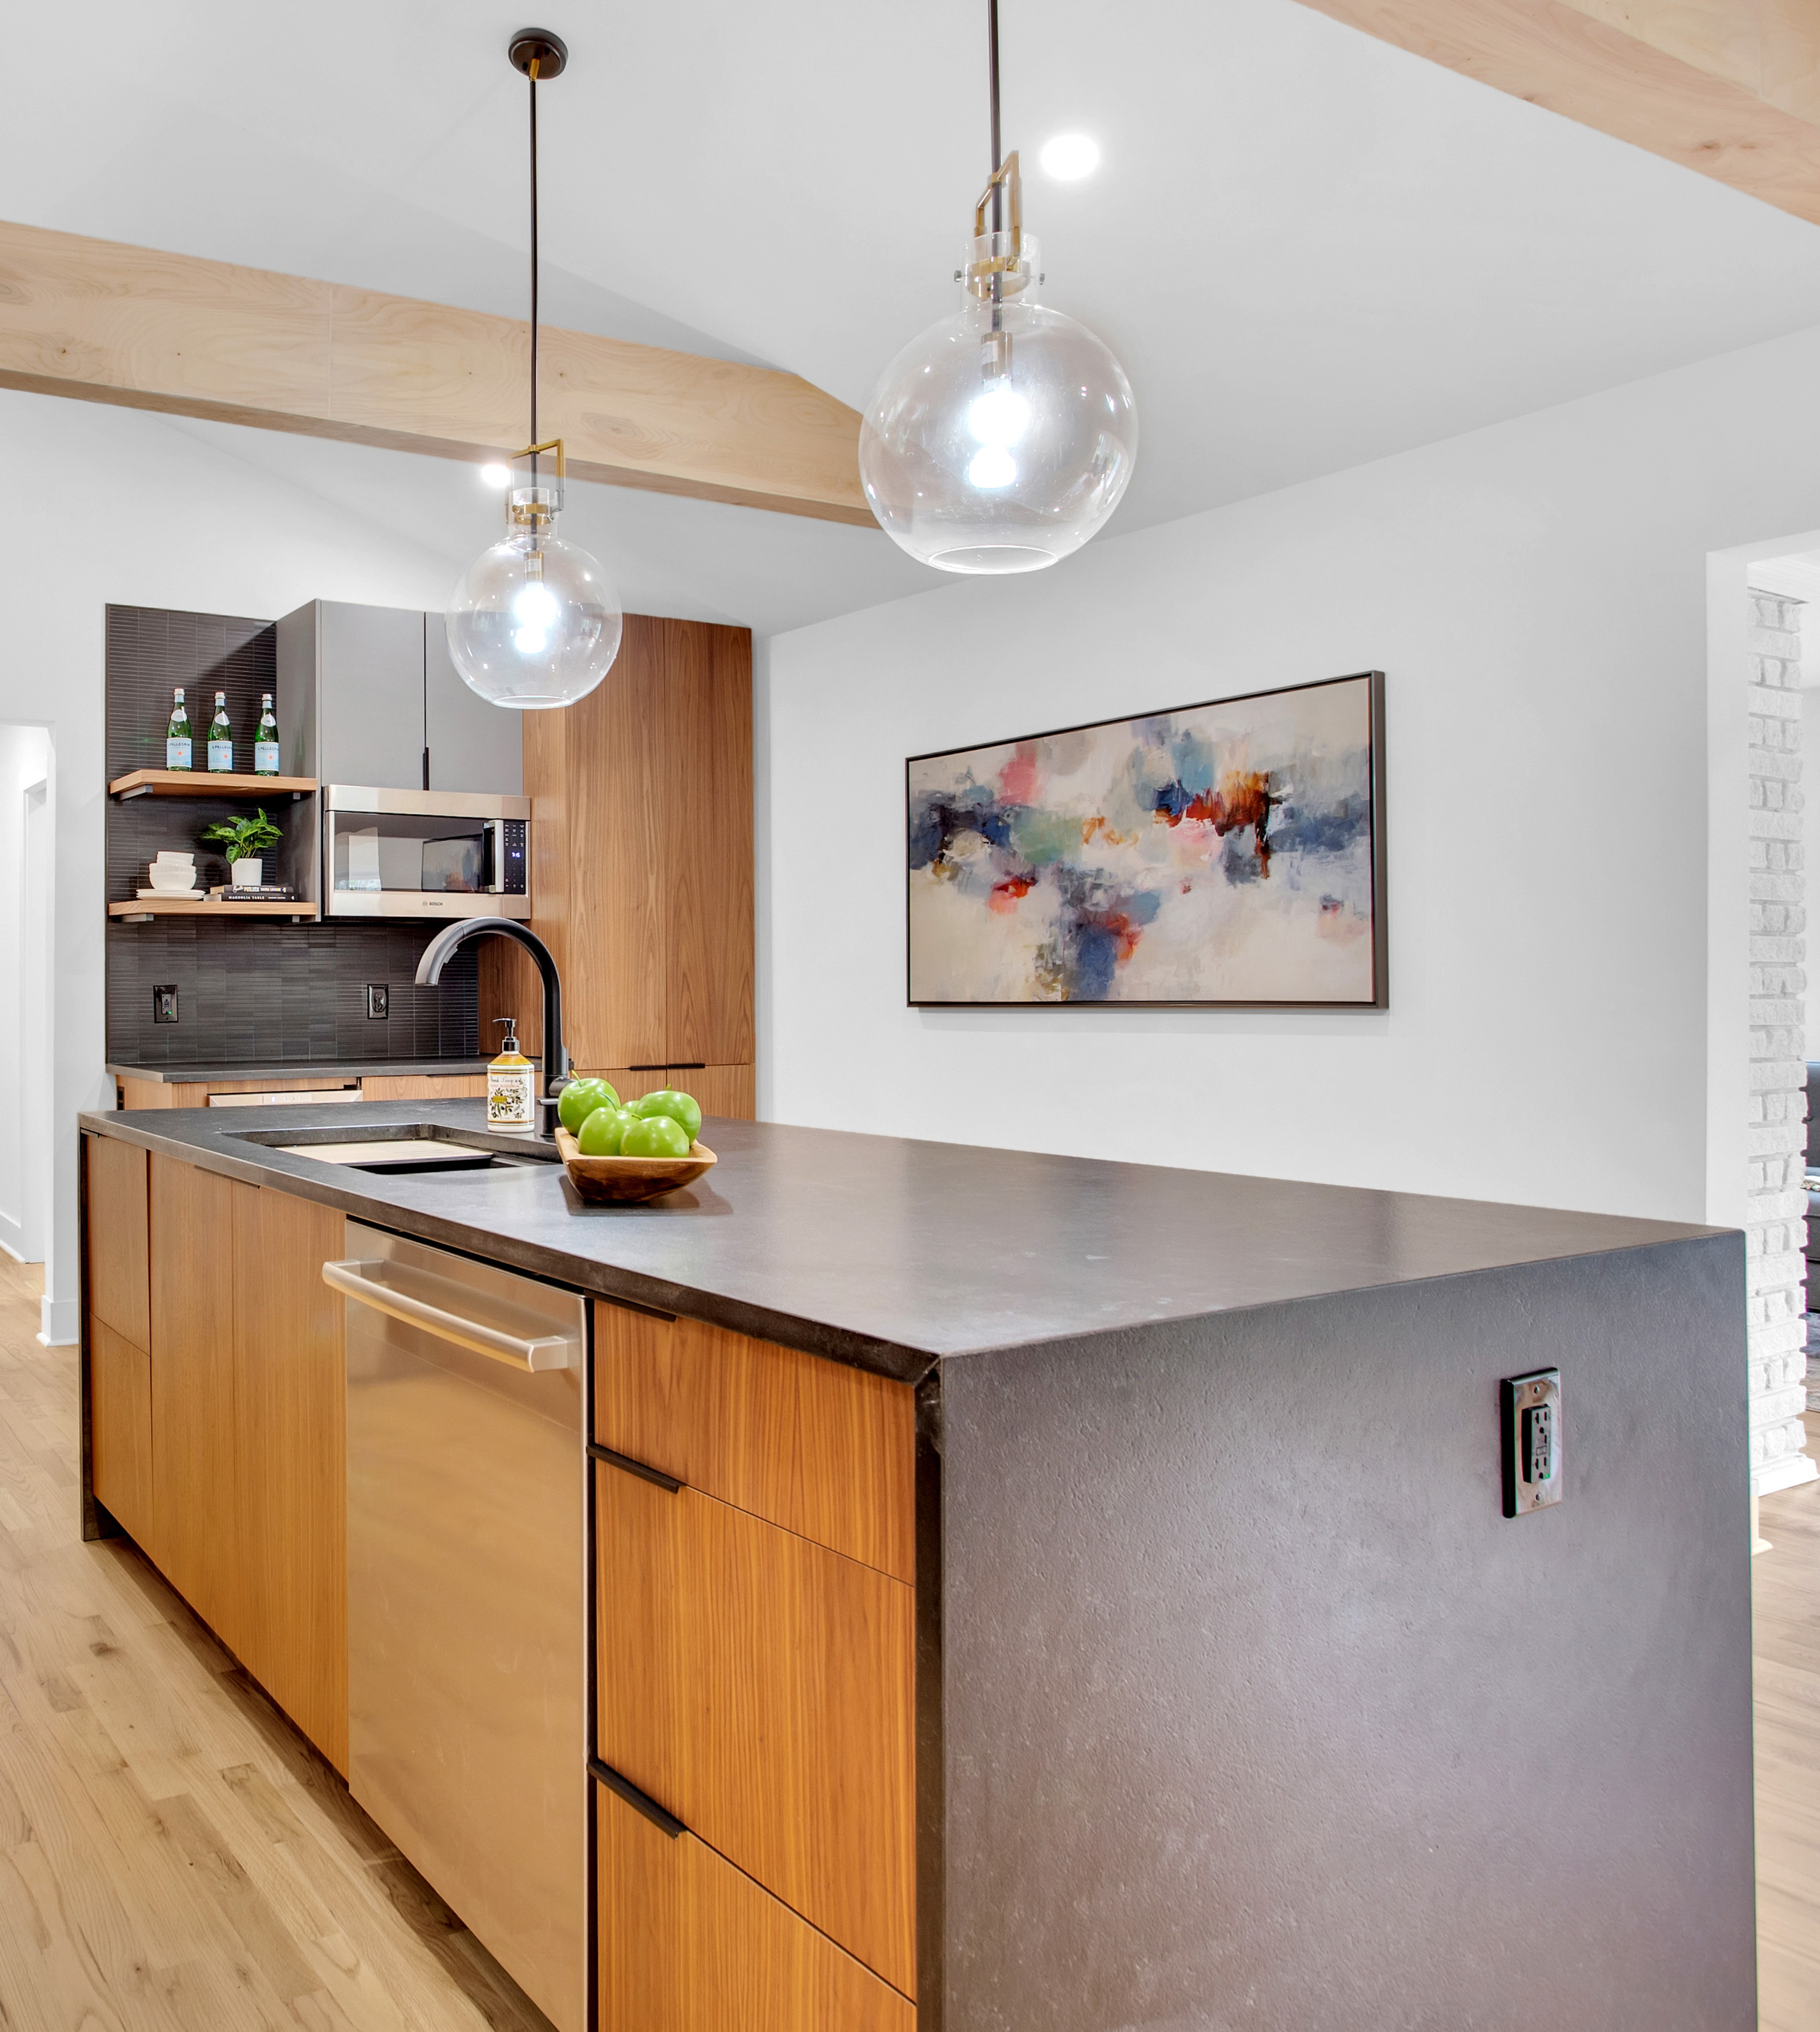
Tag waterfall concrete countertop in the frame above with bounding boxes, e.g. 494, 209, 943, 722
81, 1097, 1722, 1384
80, 1098, 1756, 2025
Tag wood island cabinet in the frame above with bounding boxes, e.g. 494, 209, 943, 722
86, 1137, 155, 1548
82, 1137, 348, 1773
593, 1300, 919, 2023
481, 614, 756, 1118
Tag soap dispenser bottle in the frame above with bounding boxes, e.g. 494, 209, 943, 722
487, 1017, 535, 1128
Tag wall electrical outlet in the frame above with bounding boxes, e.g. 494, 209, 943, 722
152, 984, 178, 1025
366, 983, 389, 1020
1501, 1369, 1563, 1517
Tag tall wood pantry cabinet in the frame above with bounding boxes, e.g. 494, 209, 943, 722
480, 615, 756, 1120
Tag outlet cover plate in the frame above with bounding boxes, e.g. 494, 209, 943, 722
1501, 1368, 1562, 1517
152, 984, 178, 1025
366, 983, 389, 1020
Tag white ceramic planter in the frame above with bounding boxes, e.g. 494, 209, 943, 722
231, 858, 263, 886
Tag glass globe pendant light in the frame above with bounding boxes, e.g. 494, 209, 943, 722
446, 29, 623, 709
858, 0, 1138, 574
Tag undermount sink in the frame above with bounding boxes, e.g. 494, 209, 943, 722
231, 1123, 561, 1174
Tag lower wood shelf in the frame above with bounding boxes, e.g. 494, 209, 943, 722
109, 900, 317, 920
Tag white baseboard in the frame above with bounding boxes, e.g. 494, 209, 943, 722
37, 1293, 77, 1347
0, 1208, 27, 1262
1755, 1452, 1819, 1498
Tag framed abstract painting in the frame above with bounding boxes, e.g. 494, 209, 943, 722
906, 671, 1386, 1008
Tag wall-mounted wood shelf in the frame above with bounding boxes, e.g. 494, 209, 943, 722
109, 900, 317, 921
109, 769, 317, 801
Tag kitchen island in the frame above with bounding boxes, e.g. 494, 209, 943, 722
77, 1098, 1756, 2032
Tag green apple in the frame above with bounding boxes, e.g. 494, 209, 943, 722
558, 1077, 620, 1134
576, 1105, 632, 1156
621, 1114, 693, 1159
630, 1088, 703, 1143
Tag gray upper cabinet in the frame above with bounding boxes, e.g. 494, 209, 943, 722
275, 600, 520, 796
427, 620, 521, 796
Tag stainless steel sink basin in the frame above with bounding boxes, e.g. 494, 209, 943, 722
231, 1123, 560, 1174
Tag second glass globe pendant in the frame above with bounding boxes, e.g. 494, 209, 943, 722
859, 1, 1138, 574
446, 30, 623, 710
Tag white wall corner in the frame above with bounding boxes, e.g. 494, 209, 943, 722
1704, 551, 1755, 1229
37, 1291, 77, 1346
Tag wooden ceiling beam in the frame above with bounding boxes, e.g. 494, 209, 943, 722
1292, 0, 1820, 229
0, 217, 876, 526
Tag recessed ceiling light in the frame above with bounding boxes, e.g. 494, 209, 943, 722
1039, 133, 1100, 181
480, 463, 512, 488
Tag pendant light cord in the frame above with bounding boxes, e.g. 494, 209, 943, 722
529, 56, 541, 466
987, 0, 1002, 212
986, 0, 1004, 332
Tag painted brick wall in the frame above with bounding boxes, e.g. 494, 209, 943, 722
1747, 591, 1815, 1496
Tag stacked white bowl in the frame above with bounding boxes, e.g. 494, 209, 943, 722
146, 851, 199, 896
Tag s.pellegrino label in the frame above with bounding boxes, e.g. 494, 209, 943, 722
207, 691, 233, 773
165, 688, 192, 771
254, 693, 280, 776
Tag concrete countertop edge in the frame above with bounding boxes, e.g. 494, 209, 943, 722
77, 1106, 1738, 1387
79, 1106, 939, 1383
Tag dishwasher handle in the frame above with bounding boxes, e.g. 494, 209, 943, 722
322, 1258, 578, 1372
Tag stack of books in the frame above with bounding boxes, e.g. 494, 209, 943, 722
210, 883, 300, 902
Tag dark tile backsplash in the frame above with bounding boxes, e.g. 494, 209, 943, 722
107, 920, 478, 1068
105, 604, 478, 1069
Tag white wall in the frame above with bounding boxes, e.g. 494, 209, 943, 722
761, 321, 1820, 1229
0, 725, 49, 1259
0, 389, 461, 1342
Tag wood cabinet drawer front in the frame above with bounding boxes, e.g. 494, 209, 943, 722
594, 1303, 915, 1583
597, 1465, 917, 1997
91, 1319, 153, 1545
86, 1135, 150, 1351
599, 1780, 915, 2032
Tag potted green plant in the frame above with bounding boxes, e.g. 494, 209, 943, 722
199, 808, 284, 888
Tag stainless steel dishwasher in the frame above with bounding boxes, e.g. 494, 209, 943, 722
323, 1223, 586, 2032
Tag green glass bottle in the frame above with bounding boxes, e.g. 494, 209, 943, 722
164, 688, 192, 771
253, 693, 280, 776
206, 691, 233, 773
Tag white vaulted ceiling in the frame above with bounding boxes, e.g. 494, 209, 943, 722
9, 0, 1820, 620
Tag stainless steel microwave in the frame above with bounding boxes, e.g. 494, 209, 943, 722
325, 786, 531, 920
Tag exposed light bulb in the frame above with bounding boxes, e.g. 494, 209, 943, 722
512, 576, 560, 655
1039, 133, 1099, 180
480, 463, 512, 488
968, 383, 1030, 447
967, 446, 1018, 490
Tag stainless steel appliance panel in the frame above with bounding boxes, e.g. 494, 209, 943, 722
340, 1222, 586, 2032
427, 620, 524, 796
317, 603, 427, 790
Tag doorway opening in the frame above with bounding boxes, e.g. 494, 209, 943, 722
0, 726, 50, 1272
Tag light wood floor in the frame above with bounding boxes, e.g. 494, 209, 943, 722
0, 1258, 552, 2030
1757, 1412, 1820, 2032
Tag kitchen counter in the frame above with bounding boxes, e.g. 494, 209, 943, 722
107, 1056, 498, 1083
78, 1100, 1757, 2028
80, 1097, 1718, 1383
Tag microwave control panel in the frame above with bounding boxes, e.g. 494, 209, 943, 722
499, 820, 528, 895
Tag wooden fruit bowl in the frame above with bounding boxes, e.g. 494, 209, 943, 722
556, 1127, 717, 1203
